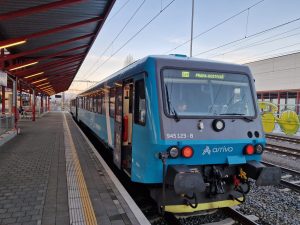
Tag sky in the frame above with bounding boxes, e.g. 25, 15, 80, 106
67, 0, 300, 94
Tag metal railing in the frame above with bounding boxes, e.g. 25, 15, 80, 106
0, 114, 15, 135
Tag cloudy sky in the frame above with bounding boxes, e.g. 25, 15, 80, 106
68, 0, 300, 94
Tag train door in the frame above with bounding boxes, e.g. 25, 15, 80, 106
114, 83, 123, 169
122, 80, 134, 175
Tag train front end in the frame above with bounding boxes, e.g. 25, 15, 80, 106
144, 56, 281, 214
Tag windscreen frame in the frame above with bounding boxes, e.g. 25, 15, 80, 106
160, 66, 258, 120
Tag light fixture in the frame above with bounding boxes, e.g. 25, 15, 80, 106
9, 61, 38, 71
212, 119, 225, 132
167, 146, 179, 158
40, 85, 52, 89
0, 40, 27, 50
32, 78, 48, 84
24, 72, 44, 79
37, 82, 51, 89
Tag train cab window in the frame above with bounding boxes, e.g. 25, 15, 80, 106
134, 79, 146, 125
162, 69, 255, 117
109, 88, 115, 117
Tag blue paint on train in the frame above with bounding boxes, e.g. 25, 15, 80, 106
71, 55, 281, 212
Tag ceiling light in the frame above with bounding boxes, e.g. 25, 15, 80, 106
24, 72, 44, 79
32, 78, 48, 84
9, 61, 38, 71
0, 40, 27, 50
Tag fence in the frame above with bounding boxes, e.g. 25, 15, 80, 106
0, 114, 14, 136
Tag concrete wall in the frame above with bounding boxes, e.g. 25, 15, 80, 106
246, 52, 300, 92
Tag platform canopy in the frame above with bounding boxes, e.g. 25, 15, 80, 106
0, 0, 115, 96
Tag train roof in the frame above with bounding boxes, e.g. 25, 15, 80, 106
78, 54, 251, 96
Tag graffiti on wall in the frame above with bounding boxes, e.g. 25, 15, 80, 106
258, 102, 300, 135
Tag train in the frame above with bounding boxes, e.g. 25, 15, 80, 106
70, 55, 281, 214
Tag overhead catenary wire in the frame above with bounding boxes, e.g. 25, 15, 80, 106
193, 16, 300, 57
208, 25, 300, 59
106, 0, 131, 23
237, 41, 300, 64
85, 0, 177, 80
163, 0, 265, 55
81, 0, 146, 80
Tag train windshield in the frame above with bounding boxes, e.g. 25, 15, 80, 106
162, 69, 255, 117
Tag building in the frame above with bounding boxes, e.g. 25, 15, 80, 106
246, 52, 300, 113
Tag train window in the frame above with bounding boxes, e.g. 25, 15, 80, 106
93, 97, 97, 112
97, 94, 102, 114
102, 91, 106, 114
162, 69, 255, 117
134, 79, 146, 125
109, 88, 115, 118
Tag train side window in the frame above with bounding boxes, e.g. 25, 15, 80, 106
93, 97, 97, 112
134, 79, 146, 125
97, 94, 102, 114
102, 92, 106, 114
109, 88, 115, 118
90, 97, 94, 112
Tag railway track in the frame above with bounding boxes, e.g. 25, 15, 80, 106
262, 161, 300, 193
265, 143, 300, 157
266, 134, 300, 144
223, 207, 260, 225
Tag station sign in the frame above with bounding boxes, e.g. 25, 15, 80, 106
55, 95, 62, 98
0, 71, 7, 87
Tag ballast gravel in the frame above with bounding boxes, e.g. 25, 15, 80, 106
238, 180, 300, 225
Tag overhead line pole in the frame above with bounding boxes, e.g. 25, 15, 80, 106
190, 0, 195, 57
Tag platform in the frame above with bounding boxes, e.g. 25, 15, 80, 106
0, 112, 149, 225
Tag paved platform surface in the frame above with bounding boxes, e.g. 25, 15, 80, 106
0, 112, 143, 225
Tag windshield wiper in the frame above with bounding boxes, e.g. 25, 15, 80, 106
165, 84, 180, 122
220, 113, 253, 122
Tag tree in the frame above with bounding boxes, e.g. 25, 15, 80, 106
124, 54, 134, 66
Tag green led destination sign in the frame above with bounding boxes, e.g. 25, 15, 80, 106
181, 71, 224, 80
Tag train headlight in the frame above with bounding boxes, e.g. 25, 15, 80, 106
181, 146, 194, 158
212, 119, 225, 132
244, 144, 255, 155
255, 144, 264, 154
168, 146, 179, 158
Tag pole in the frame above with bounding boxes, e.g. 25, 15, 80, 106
2, 86, 5, 115
1, 49, 5, 115
48, 96, 50, 111
32, 89, 36, 121
19, 83, 22, 107
190, 0, 195, 57
41, 94, 43, 113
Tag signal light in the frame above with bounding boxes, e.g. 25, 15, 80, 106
244, 145, 255, 155
255, 144, 264, 154
168, 146, 179, 158
181, 146, 194, 158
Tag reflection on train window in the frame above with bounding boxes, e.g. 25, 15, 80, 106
97, 95, 102, 114
134, 79, 146, 125
109, 88, 115, 118
162, 69, 255, 117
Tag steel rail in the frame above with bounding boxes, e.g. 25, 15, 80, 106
266, 134, 300, 144
265, 144, 300, 157
223, 207, 260, 225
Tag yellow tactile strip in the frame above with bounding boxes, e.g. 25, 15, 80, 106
63, 113, 97, 225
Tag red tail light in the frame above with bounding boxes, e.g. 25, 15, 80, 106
244, 145, 255, 155
181, 146, 194, 158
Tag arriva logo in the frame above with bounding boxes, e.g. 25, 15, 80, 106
202, 146, 233, 155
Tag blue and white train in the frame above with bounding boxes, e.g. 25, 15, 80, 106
70, 55, 281, 214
